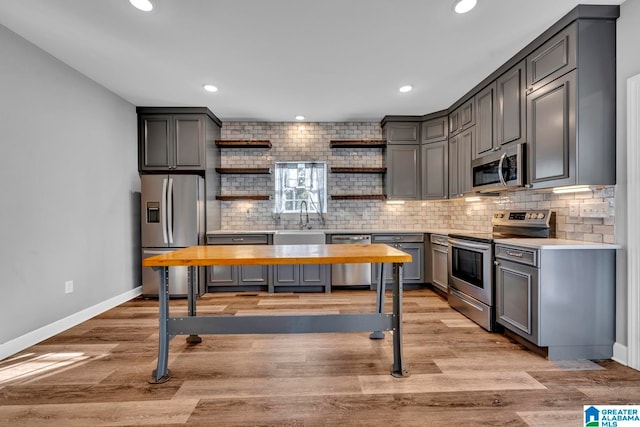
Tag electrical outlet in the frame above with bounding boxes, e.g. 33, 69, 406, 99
569, 201, 580, 217
579, 202, 609, 218
65, 280, 74, 294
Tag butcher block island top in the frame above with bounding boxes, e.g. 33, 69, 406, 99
142, 243, 412, 267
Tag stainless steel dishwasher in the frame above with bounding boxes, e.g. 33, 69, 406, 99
330, 235, 372, 287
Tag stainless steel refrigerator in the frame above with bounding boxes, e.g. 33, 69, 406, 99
141, 174, 205, 297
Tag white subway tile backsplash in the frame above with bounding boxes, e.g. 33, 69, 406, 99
212, 122, 616, 243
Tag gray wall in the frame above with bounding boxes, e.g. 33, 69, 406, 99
615, 0, 640, 350
0, 25, 139, 348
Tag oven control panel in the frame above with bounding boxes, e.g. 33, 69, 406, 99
492, 210, 553, 227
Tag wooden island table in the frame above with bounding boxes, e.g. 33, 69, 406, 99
142, 243, 412, 383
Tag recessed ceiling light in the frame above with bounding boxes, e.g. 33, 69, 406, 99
295, 115, 305, 121
453, 0, 477, 14
129, 0, 153, 12
203, 84, 218, 93
399, 85, 413, 93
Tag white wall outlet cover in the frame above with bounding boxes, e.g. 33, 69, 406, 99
65, 280, 74, 294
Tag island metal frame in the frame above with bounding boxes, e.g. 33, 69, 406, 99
143, 244, 411, 383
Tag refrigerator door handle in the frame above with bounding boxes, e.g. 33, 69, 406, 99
167, 178, 174, 244
161, 178, 168, 244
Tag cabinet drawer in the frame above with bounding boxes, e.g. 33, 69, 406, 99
430, 234, 448, 246
372, 234, 424, 243
207, 234, 270, 245
526, 23, 577, 92
495, 245, 537, 267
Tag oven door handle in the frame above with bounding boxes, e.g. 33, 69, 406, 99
448, 238, 491, 251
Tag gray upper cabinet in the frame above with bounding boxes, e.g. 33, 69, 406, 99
474, 83, 497, 159
421, 117, 448, 144
496, 60, 526, 148
448, 127, 473, 198
138, 107, 221, 173
527, 71, 575, 188
384, 122, 420, 145
526, 23, 577, 93
386, 144, 420, 200
449, 98, 475, 136
139, 114, 204, 171
526, 18, 616, 189
421, 140, 448, 200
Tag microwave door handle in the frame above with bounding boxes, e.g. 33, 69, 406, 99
498, 152, 508, 186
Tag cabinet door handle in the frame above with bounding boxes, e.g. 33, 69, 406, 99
507, 251, 524, 257
232, 238, 244, 242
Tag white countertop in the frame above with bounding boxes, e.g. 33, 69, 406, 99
494, 238, 622, 250
207, 228, 459, 235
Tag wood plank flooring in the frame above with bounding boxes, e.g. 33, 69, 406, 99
1, 289, 639, 426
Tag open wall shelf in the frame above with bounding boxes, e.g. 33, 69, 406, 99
216, 195, 271, 201
215, 140, 272, 148
329, 140, 386, 148
330, 194, 387, 200
330, 167, 386, 174
216, 168, 272, 174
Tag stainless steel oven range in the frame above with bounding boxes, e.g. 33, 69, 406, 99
447, 210, 555, 331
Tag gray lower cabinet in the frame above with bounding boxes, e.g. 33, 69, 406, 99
386, 144, 420, 200
448, 127, 473, 198
421, 141, 448, 200
372, 234, 424, 285
206, 234, 270, 289
495, 244, 615, 360
273, 264, 329, 290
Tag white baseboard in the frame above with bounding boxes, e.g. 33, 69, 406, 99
612, 342, 628, 366
0, 286, 142, 361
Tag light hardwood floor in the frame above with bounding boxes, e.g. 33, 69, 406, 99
1, 289, 638, 426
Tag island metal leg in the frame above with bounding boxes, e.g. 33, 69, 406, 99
150, 266, 171, 384
391, 263, 409, 377
370, 262, 386, 340
185, 266, 202, 345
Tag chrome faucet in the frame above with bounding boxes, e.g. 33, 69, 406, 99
299, 200, 310, 229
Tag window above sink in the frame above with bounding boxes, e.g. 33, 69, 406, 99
274, 162, 327, 215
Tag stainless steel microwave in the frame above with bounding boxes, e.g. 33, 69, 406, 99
471, 143, 525, 193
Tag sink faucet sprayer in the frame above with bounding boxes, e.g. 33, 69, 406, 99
299, 201, 310, 229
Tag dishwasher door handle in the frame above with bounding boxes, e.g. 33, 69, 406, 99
332, 236, 370, 242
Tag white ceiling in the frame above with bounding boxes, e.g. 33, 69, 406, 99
0, 0, 625, 122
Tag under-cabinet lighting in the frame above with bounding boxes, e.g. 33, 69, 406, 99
386, 200, 405, 205
203, 84, 218, 93
552, 185, 592, 194
465, 196, 482, 202
129, 0, 153, 12
399, 85, 413, 93
453, 0, 477, 14
295, 115, 305, 121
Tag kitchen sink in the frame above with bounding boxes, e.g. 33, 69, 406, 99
273, 230, 326, 245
